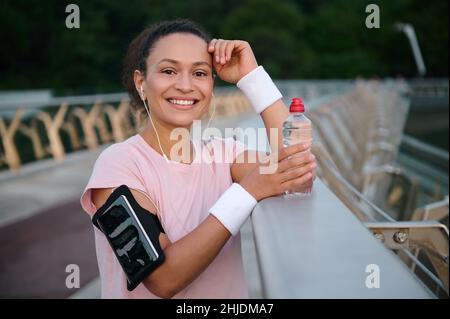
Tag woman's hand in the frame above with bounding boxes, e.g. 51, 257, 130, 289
239, 143, 317, 202
208, 39, 258, 84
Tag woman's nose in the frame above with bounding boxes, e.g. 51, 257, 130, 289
174, 72, 193, 92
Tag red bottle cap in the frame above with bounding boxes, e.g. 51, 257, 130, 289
289, 97, 305, 113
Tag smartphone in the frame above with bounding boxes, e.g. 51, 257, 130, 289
97, 195, 160, 287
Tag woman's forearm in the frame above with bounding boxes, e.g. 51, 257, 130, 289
260, 99, 290, 153
144, 214, 231, 298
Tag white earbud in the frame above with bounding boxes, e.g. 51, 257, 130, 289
140, 85, 145, 100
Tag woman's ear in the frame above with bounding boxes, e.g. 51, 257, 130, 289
134, 70, 145, 99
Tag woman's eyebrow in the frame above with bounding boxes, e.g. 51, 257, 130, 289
157, 58, 211, 69
193, 61, 212, 68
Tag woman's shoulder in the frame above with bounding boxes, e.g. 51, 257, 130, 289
94, 135, 140, 169
81, 135, 148, 216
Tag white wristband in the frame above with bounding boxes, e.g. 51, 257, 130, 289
236, 65, 283, 114
209, 183, 257, 236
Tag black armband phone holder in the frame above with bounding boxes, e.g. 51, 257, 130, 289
92, 185, 165, 291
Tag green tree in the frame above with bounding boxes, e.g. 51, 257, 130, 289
220, 0, 310, 78
0, 0, 447, 92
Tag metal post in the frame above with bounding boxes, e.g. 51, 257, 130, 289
395, 23, 427, 77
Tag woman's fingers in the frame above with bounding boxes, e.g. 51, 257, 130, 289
278, 151, 314, 173
281, 172, 313, 192
224, 41, 235, 61
208, 38, 217, 53
218, 40, 228, 64
212, 39, 224, 63
278, 143, 311, 162
279, 162, 316, 183
208, 39, 236, 65
209, 38, 220, 63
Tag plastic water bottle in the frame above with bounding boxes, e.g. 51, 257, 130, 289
282, 97, 313, 195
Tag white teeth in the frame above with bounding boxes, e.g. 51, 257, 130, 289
168, 99, 195, 105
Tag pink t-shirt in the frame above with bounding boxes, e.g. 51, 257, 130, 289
80, 134, 249, 298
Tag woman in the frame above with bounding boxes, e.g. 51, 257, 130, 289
80, 19, 316, 299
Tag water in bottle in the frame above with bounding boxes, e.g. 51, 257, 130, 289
282, 97, 313, 195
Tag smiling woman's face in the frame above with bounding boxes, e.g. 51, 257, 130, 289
140, 33, 214, 129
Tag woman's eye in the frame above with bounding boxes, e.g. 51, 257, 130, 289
162, 69, 175, 75
194, 71, 208, 77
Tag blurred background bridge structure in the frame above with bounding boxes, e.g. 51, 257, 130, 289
0, 78, 448, 298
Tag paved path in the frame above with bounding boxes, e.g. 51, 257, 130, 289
0, 199, 99, 298
0, 148, 105, 298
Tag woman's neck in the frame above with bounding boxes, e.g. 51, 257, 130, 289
140, 121, 195, 164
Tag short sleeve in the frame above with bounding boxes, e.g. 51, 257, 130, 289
80, 143, 146, 216
223, 137, 248, 163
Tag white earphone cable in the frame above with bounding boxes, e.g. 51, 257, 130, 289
205, 92, 216, 132
142, 97, 169, 162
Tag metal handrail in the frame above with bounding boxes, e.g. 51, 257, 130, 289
401, 248, 447, 295
314, 142, 448, 296
400, 134, 449, 171
313, 143, 395, 222
364, 220, 449, 293
0, 92, 128, 111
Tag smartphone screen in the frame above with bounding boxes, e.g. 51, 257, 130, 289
97, 195, 159, 283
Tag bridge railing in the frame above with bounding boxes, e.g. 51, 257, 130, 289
0, 89, 252, 172
312, 142, 448, 297
231, 80, 448, 297
307, 82, 448, 296
248, 178, 437, 298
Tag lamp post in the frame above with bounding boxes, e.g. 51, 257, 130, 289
394, 23, 426, 77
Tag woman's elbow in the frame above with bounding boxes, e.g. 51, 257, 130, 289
143, 274, 179, 299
